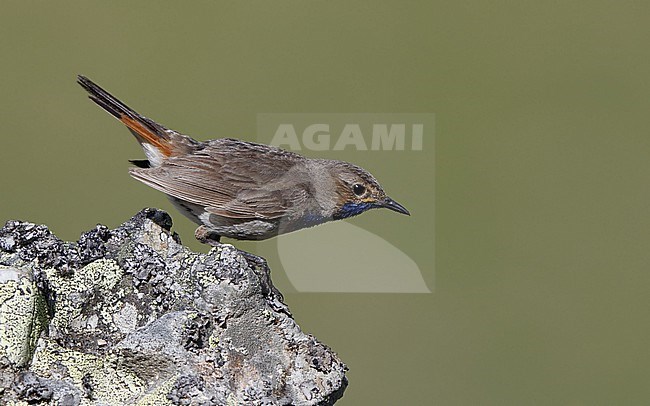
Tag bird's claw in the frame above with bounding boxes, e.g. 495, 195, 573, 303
194, 225, 222, 247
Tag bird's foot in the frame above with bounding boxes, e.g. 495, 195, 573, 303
194, 225, 222, 247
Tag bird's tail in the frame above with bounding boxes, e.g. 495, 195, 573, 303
77, 75, 196, 165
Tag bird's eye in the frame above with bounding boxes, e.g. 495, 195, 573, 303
353, 184, 366, 196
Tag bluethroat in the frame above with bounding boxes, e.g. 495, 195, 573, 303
77, 75, 410, 245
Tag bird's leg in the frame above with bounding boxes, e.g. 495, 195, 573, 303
196, 225, 264, 265
194, 225, 222, 247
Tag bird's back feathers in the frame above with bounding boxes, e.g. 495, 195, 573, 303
130, 138, 316, 221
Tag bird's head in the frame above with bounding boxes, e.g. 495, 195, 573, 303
327, 161, 410, 220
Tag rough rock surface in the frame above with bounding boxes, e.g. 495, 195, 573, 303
0, 209, 347, 405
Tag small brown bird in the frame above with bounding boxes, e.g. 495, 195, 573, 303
77, 75, 409, 245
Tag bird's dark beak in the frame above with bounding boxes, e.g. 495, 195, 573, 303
380, 197, 410, 216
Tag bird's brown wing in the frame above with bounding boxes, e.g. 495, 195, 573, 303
129, 144, 311, 220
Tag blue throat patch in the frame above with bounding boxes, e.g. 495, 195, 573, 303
300, 213, 328, 226
334, 202, 374, 220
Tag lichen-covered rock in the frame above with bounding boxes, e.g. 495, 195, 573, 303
0, 266, 48, 368
0, 209, 347, 405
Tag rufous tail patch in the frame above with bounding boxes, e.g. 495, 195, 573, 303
120, 115, 173, 157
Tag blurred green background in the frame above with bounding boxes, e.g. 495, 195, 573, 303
2, 1, 649, 404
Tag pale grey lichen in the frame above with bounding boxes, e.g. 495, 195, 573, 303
0, 266, 48, 367
0, 209, 347, 405
29, 338, 147, 405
